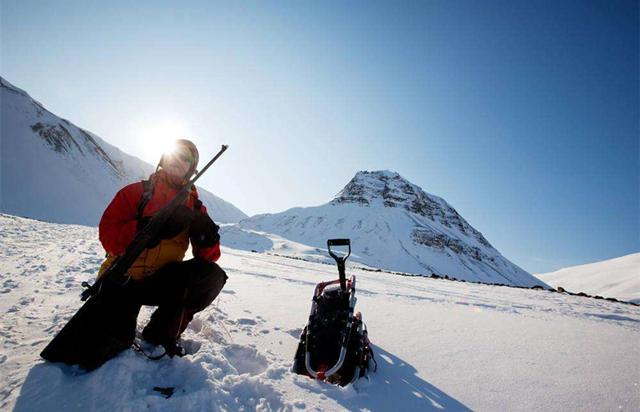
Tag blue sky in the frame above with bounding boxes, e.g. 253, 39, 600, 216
2, 0, 638, 273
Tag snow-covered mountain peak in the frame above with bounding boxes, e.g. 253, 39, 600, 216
334, 170, 414, 205
333, 170, 490, 247
335, 170, 448, 215
240, 170, 542, 287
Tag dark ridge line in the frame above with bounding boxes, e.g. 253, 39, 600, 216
261, 251, 639, 307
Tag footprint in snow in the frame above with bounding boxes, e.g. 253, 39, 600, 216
181, 339, 202, 354
27, 264, 47, 273
265, 366, 288, 379
242, 311, 265, 321
189, 315, 230, 344
2, 279, 18, 293
235, 316, 268, 336
223, 344, 269, 375
188, 317, 205, 333
236, 318, 258, 325
18, 297, 33, 306
286, 328, 303, 339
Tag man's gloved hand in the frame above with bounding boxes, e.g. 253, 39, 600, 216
139, 205, 194, 249
189, 213, 220, 248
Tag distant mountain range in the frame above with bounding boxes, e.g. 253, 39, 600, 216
238, 170, 545, 287
536, 253, 640, 303
0, 76, 247, 225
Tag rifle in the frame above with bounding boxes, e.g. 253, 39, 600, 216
41, 144, 228, 369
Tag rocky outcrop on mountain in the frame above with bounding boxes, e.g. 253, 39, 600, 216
334, 171, 491, 247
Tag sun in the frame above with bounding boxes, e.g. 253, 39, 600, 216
138, 118, 191, 165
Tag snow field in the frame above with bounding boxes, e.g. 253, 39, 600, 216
1, 214, 639, 411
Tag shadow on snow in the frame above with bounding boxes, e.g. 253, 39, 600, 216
295, 344, 471, 411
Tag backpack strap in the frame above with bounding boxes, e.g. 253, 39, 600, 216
136, 179, 154, 220
191, 185, 203, 212
193, 198, 203, 212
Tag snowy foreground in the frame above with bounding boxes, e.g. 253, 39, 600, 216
1, 214, 639, 411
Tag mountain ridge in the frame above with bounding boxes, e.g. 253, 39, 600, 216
0, 76, 247, 225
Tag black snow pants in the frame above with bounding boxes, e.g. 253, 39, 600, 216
41, 258, 226, 370
115, 258, 228, 348
128, 258, 228, 346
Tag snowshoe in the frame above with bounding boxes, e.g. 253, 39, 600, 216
292, 239, 375, 386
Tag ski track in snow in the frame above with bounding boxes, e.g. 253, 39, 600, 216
0, 214, 639, 411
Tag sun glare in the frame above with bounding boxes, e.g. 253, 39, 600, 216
139, 118, 191, 165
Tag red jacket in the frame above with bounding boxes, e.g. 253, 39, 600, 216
98, 170, 220, 280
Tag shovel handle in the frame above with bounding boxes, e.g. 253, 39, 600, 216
327, 239, 351, 262
327, 238, 351, 291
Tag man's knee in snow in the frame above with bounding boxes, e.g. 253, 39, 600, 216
185, 260, 227, 311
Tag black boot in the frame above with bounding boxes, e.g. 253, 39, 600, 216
142, 306, 183, 345
163, 341, 186, 358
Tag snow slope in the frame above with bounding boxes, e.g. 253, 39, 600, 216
240, 170, 544, 288
1, 213, 638, 411
537, 253, 640, 303
0, 76, 247, 224
219, 225, 341, 266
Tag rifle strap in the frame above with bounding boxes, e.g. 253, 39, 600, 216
137, 180, 202, 222
136, 179, 154, 221
193, 196, 203, 212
